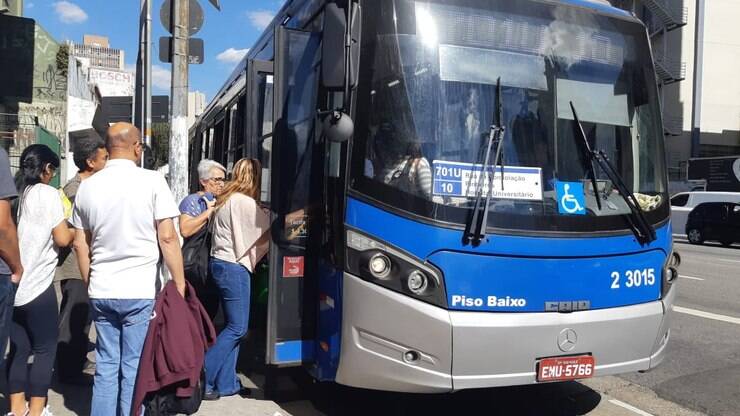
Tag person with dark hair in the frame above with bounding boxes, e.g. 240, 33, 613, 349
9, 144, 75, 416
56, 135, 107, 385
383, 141, 433, 198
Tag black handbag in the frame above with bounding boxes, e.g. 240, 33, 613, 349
143, 378, 204, 416
181, 224, 211, 287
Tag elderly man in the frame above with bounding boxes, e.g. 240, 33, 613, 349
71, 122, 186, 416
178, 159, 225, 319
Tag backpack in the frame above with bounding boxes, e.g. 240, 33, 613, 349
182, 224, 211, 287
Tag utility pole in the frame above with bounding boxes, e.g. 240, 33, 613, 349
135, 0, 152, 167
169, 0, 190, 203
690, 0, 705, 158
145, 0, 152, 157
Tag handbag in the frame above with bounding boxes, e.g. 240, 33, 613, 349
181, 224, 211, 287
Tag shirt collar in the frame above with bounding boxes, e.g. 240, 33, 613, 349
105, 159, 137, 168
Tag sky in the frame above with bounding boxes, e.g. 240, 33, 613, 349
23, 0, 286, 101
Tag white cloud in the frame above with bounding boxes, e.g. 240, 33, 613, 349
53, 1, 88, 24
216, 48, 249, 65
152, 65, 171, 91
246, 10, 275, 30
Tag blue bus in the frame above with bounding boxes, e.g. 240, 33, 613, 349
190, 0, 680, 393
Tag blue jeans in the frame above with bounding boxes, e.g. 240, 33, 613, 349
204, 258, 251, 396
0, 276, 14, 371
90, 299, 154, 416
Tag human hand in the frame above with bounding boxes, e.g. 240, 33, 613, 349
205, 197, 216, 210
10, 265, 22, 284
176, 281, 186, 297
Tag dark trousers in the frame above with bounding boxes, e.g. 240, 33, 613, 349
56, 279, 91, 379
7, 284, 59, 397
0, 276, 15, 371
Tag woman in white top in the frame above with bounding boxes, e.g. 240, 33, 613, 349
204, 158, 270, 400
9, 145, 74, 416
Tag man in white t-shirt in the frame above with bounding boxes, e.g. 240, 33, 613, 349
71, 122, 186, 416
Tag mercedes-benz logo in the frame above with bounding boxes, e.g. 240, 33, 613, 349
558, 328, 578, 352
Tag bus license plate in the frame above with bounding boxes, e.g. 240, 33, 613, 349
537, 355, 595, 382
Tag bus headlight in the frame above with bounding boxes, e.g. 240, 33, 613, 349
369, 253, 392, 279
662, 250, 681, 297
346, 229, 447, 308
407, 270, 428, 294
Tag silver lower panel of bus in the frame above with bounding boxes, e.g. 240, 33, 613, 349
335, 273, 674, 393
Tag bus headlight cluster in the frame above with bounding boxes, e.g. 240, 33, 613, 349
662, 250, 681, 297
346, 230, 446, 307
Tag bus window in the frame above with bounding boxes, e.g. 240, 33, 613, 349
257, 74, 274, 204
671, 194, 689, 207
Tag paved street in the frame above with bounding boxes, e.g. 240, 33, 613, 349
1, 240, 737, 416
619, 240, 740, 416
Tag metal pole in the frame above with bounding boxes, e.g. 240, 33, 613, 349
690, 0, 705, 158
144, 0, 152, 158
169, 0, 189, 202
135, 0, 145, 145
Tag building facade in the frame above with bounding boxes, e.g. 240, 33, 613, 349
0, 0, 22, 16
615, 0, 740, 183
188, 91, 207, 129
70, 35, 125, 71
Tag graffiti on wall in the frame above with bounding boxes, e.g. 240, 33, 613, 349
18, 102, 65, 141
33, 26, 66, 102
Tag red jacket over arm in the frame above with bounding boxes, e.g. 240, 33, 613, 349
132, 281, 217, 415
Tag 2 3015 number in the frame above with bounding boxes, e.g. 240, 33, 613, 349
610, 268, 656, 289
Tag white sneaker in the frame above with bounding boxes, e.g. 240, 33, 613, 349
40, 407, 54, 416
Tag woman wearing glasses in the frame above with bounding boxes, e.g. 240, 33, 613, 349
178, 159, 227, 319
179, 159, 227, 238
9, 144, 74, 416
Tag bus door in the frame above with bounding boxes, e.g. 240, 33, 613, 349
266, 26, 323, 366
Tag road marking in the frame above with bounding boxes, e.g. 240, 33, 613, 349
608, 399, 654, 416
674, 306, 740, 325
679, 275, 705, 281
717, 258, 740, 264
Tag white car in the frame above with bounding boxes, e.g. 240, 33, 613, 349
670, 192, 740, 236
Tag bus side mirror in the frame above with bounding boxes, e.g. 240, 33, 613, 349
322, 110, 354, 143
322, 2, 361, 89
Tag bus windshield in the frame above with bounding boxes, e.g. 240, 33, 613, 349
351, 0, 670, 234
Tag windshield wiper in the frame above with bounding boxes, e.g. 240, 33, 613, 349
464, 77, 506, 246
569, 102, 657, 244
569, 102, 602, 211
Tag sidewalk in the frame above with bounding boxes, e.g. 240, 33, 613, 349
2, 372, 324, 416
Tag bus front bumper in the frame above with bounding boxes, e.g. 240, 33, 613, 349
335, 273, 674, 393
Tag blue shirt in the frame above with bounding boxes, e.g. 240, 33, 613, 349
179, 192, 214, 217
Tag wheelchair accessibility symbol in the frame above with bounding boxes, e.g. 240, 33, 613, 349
556, 181, 586, 215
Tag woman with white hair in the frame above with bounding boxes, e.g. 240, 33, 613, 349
179, 159, 227, 238
179, 159, 226, 319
